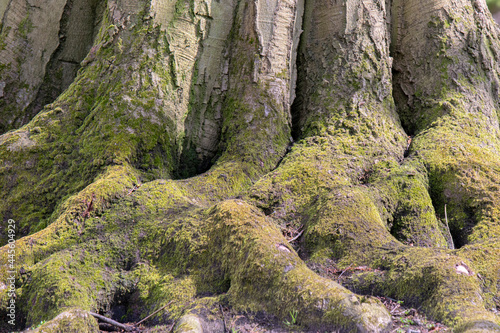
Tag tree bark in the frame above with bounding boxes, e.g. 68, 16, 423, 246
0, 0, 499, 332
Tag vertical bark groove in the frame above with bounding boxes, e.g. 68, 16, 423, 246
28, 0, 104, 118
0, 0, 68, 133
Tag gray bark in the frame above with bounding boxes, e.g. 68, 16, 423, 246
0, 0, 499, 332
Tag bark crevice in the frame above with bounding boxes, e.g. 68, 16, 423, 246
29, 0, 104, 117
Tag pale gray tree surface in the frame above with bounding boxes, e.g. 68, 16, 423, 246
0, 0, 499, 332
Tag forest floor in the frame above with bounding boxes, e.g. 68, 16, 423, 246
97, 298, 451, 333
95, 258, 452, 333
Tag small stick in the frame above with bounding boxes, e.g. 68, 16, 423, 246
219, 304, 227, 333
136, 301, 173, 326
82, 193, 96, 218
337, 263, 353, 280
383, 296, 400, 303
89, 312, 134, 331
390, 303, 400, 314
127, 184, 140, 195
288, 229, 304, 243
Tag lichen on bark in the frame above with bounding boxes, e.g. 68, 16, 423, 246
0, 0, 500, 332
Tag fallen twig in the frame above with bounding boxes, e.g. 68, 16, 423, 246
390, 303, 400, 315
82, 193, 96, 218
89, 311, 134, 331
136, 300, 172, 326
381, 296, 400, 303
288, 228, 304, 243
127, 184, 141, 195
219, 303, 227, 333
337, 263, 353, 280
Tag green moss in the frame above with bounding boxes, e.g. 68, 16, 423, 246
0, 1, 499, 332
17, 13, 33, 39
0, 26, 10, 51
173, 314, 203, 333
371, 247, 494, 327
29, 309, 99, 333
367, 158, 449, 248
201, 200, 392, 331
130, 263, 197, 321
0, 3, 183, 243
14, 207, 152, 325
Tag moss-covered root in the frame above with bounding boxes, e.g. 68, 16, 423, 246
299, 187, 499, 331
205, 200, 392, 332
173, 315, 203, 333
412, 131, 500, 247
304, 187, 398, 263
29, 308, 99, 333
457, 241, 500, 330
391, 0, 500, 246
17, 241, 128, 327
456, 321, 500, 333
0, 0, 179, 242
0, 164, 139, 281
0, 164, 142, 329
367, 158, 450, 248
342, 247, 500, 332
379, 247, 500, 332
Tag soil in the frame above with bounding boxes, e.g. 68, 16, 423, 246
97, 301, 451, 333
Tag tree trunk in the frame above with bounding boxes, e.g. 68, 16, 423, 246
0, 0, 499, 332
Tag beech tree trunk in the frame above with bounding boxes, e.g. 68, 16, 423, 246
0, 0, 499, 332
